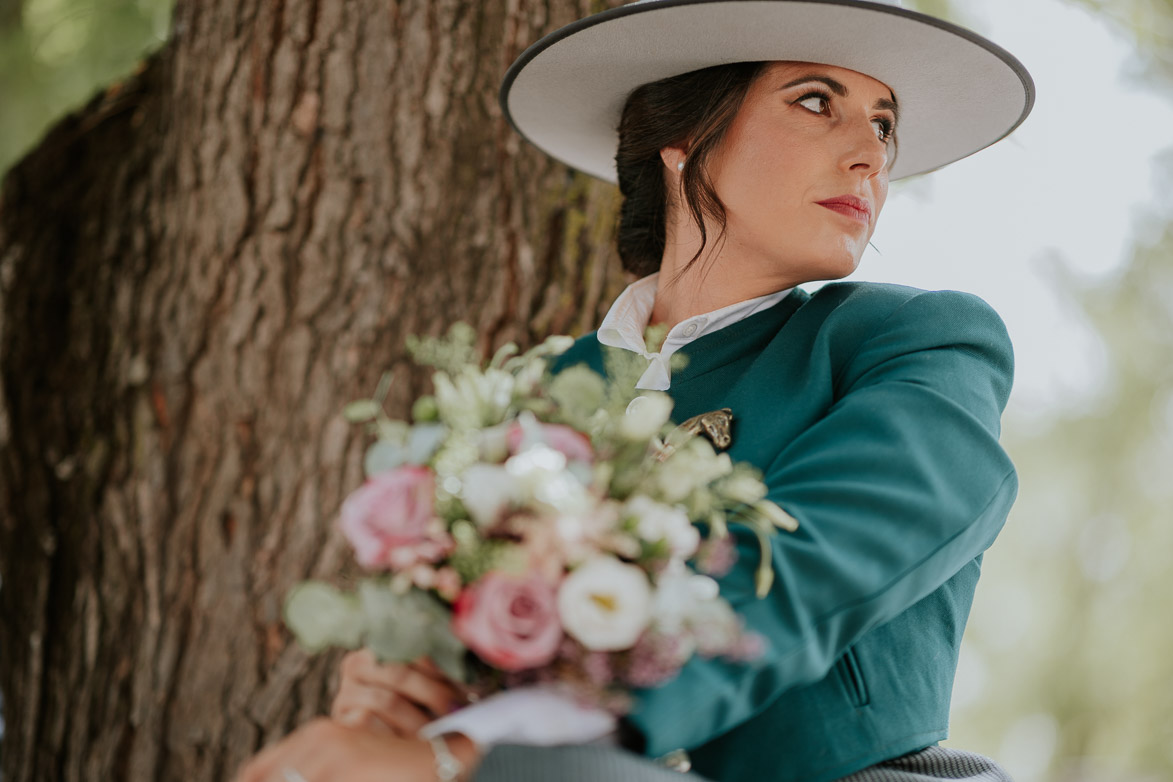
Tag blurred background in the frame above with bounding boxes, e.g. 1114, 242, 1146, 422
0, 0, 1169, 780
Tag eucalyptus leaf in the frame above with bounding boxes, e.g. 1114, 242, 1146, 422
408, 423, 448, 464
344, 400, 382, 423
426, 621, 469, 684
284, 581, 365, 652
364, 440, 410, 477
358, 582, 464, 666
360, 581, 432, 662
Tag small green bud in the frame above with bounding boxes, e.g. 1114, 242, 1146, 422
412, 395, 439, 422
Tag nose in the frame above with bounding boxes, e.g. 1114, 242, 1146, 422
840, 119, 889, 177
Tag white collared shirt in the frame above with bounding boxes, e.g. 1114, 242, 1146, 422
596, 272, 794, 390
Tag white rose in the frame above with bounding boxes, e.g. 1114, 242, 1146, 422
625, 495, 700, 559
557, 558, 652, 651
506, 444, 591, 515
460, 464, 519, 527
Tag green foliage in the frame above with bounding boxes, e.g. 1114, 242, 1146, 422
358, 582, 468, 682
906, 3, 1173, 779
1067, 0, 1173, 90
953, 202, 1173, 781
0, 0, 172, 177
283, 580, 365, 653
284, 579, 468, 683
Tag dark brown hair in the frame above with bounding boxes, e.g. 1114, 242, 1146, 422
615, 61, 770, 279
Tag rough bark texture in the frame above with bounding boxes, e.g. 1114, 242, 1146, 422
0, 1, 626, 779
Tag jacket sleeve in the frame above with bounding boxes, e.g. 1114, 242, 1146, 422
624, 289, 1019, 756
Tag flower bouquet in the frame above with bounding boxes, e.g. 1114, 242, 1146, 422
284, 323, 797, 713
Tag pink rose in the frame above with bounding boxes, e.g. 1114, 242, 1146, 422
507, 422, 594, 464
338, 465, 447, 570
452, 573, 563, 671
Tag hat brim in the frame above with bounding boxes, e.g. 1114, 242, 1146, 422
499, 0, 1035, 182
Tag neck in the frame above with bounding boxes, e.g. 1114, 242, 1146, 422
650, 220, 797, 331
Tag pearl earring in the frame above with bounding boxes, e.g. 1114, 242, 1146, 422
677, 161, 685, 171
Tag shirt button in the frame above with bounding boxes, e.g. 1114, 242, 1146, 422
682, 322, 699, 337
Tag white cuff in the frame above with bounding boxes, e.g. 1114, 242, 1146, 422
418, 685, 618, 750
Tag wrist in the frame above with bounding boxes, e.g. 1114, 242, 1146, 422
427, 732, 481, 782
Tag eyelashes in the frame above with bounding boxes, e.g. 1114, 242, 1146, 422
792, 89, 896, 144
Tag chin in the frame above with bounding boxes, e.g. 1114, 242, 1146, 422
806, 252, 861, 283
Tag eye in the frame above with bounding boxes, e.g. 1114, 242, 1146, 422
794, 91, 831, 115
872, 117, 896, 144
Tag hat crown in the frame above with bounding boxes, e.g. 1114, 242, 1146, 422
628, 0, 907, 6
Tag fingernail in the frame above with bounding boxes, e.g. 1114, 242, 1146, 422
337, 709, 362, 727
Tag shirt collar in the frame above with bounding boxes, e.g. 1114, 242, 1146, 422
596, 271, 793, 390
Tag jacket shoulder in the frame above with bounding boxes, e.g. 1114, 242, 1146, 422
805, 281, 1011, 350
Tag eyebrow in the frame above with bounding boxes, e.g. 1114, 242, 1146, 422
779, 75, 900, 126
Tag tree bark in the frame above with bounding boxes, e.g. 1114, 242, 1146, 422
0, 1, 626, 780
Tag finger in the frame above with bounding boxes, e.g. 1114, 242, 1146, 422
339, 650, 466, 717
378, 695, 432, 737
410, 657, 444, 676
332, 682, 433, 737
334, 708, 392, 734
338, 648, 379, 683
413, 658, 478, 702
359, 663, 465, 718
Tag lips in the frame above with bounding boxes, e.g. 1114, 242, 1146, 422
816, 195, 871, 223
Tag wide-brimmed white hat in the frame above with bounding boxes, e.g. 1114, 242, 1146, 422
499, 0, 1034, 182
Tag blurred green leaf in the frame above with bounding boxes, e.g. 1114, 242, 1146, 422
284, 580, 365, 653
0, 0, 172, 177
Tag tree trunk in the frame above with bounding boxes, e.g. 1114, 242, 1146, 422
0, 1, 626, 779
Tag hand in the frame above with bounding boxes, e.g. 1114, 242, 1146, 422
233, 718, 481, 782
331, 649, 469, 736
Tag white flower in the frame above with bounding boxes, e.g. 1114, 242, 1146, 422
557, 558, 652, 651
625, 495, 700, 559
719, 472, 768, 505
460, 464, 519, 527
433, 367, 515, 428
655, 438, 734, 502
652, 562, 722, 635
755, 499, 799, 532
620, 393, 675, 441
506, 444, 591, 515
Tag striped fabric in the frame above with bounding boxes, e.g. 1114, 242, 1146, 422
472, 744, 706, 782
837, 746, 1014, 782
472, 744, 1014, 782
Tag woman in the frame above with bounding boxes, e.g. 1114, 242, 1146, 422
234, 1, 1034, 781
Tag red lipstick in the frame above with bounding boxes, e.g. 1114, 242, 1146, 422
816, 195, 871, 224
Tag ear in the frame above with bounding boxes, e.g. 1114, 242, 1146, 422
659, 144, 689, 173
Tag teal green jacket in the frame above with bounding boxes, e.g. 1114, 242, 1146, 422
549, 282, 1018, 782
